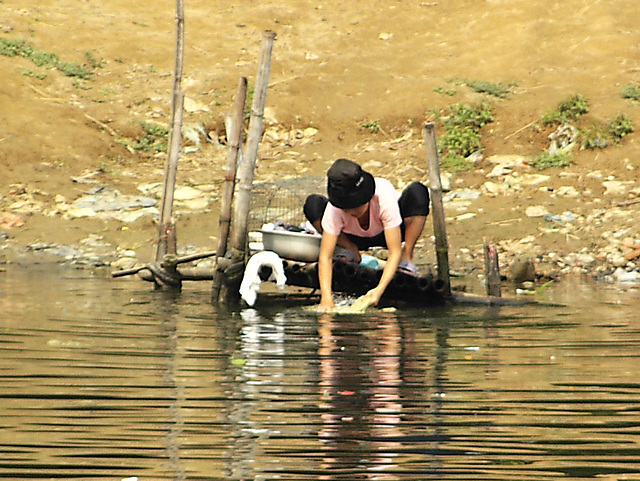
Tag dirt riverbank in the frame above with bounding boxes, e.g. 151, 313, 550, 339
1, 0, 640, 288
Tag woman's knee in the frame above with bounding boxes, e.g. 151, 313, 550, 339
303, 194, 328, 223
399, 182, 430, 217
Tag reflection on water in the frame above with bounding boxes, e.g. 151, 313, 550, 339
1, 265, 640, 480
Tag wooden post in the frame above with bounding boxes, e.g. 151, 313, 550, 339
423, 122, 451, 296
211, 77, 248, 303
483, 241, 502, 297
154, 0, 185, 290
229, 30, 277, 256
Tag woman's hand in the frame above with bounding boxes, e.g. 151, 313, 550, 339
316, 298, 336, 313
362, 287, 384, 307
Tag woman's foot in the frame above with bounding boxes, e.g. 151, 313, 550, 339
397, 260, 418, 276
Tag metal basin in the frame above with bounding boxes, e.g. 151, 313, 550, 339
261, 230, 322, 262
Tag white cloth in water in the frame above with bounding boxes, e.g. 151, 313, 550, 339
239, 251, 287, 306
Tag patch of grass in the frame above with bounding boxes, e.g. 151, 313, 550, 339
528, 151, 572, 171
440, 153, 475, 172
0, 37, 93, 79
443, 102, 494, 130
29, 49, 59, 69
621, 83, 640, 102
542, 94, 589, 126
434, 85, 457, 96
119, 122, 169, 154
578, 114, 634, 149
84, 51, 104, 69
439, 126, 482, 158
579, 121, 610, 149
21, 69, 47, 80
362, 119, 381, 133
609, 113, 634, 140
465, 79, 515, 98
438, 102, 494, 159
0, 38, 29, 56
58, 60, 93, 79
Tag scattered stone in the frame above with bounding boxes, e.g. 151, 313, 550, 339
525, 205, 547, 218
174, 186, 205, 201
520, 173, 550, 186
486, 154, 527, 167
509, 257, 536, 283
72, 187, 157, 213
0, 212, 25, 229
603, 180, 634, 196
555, 185, 580, 197
613, 268, 640, 283
548, 123, 578, 154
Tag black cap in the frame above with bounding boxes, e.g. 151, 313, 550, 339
327, 158, 375, 209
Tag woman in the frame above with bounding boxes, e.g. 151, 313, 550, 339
304, 158, 430, 312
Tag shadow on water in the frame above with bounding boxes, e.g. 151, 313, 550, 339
1, 265, 640, 480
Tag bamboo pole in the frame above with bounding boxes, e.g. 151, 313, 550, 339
153, 0, 185, 290
229, 30, 277, 256
211, 77, 248, 303
483, 241, 502, 297
423, 122, 451, 296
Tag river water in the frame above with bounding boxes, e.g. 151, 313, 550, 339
1, 264, 639, 480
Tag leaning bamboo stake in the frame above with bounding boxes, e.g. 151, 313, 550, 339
230, 30, 277, 256
483, 240, 502, 297
423, 122, 451, 296
153, 0, 185, 290
211, 77, 248, 303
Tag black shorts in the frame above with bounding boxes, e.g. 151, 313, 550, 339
303, 181, 430, 250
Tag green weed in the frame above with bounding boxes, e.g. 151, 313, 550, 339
21, 69, 47, 80
621, 83, 640, 102
528, 151, 572, 170
438, 102, 494, 159
465, 79, 514, 99
0, 37, 93, 79
58, 61, 92, 79
84, 51, 103, 69
439, 126, 482, 158
120, 122, 169, 154
362, 119, 381, 133
609, 113, 634, 140
578, 114, 634, 149
443, 102, 494, 130
579, 121, 610, 149
542, 94, 589, 126
440, 153, 475, 172
0, 38, 29, 56
434, 85, 457, 96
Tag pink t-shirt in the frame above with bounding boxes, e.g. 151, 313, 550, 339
322, 178, 402, 237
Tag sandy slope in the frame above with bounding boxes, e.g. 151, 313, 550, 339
1, 0, 640, 278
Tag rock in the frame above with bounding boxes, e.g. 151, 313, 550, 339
183, 97, 210, 113
603, 180, 633, 196
613, 268, 640, 283
174, 186, 204, 201
0, 212, 25, 229
72, 187, 157, 212
112, 256, 138, 271
548, 123, 578, 154
556, 185, 580, 197
520, 173, 551, 186
486, 154, 527, 167
182, 198, 209, 210
509, 257, 536, 283
525, 205, 548, 217
486, 164, 512, 178
482, 181, 509, 195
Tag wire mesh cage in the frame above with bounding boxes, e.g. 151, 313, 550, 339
248, 176, 325, 232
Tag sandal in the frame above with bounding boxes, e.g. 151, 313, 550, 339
397, 260, 418, 276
